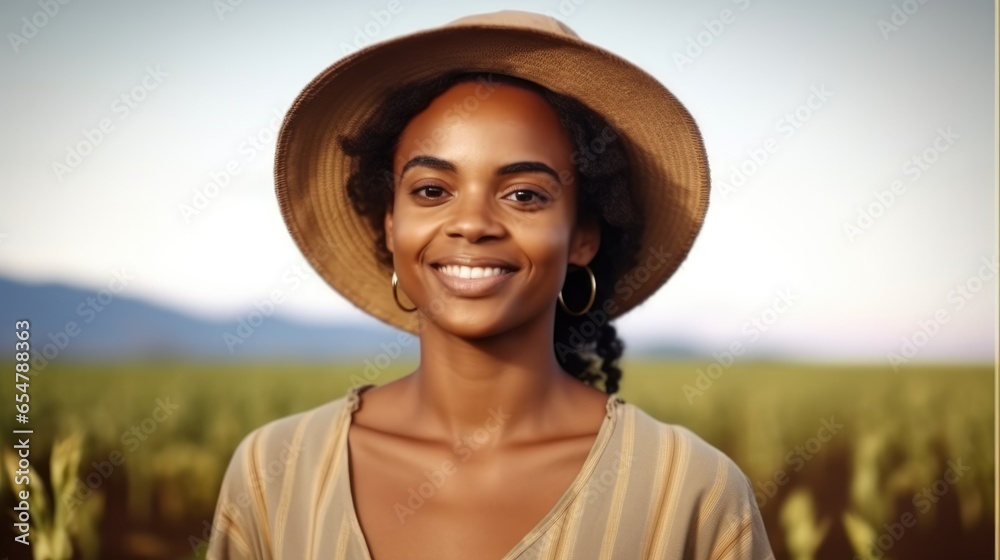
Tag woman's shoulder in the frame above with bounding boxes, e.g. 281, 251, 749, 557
624, 402, 749, 481
617, 401, 774, 559
615, 404, 755, 509
226, 385, 362, 468
207, 389, 359, 559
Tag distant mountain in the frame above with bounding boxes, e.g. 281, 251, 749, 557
0, 276, 418, 362
0, 276, 710, 364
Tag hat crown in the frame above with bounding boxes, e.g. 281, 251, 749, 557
444, 10, 581, 39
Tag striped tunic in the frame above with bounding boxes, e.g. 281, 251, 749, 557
206, 383, 774, 559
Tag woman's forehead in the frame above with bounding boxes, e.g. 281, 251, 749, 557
393, 82, 575, 175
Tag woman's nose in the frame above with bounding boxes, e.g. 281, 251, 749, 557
442, 188, 507, 242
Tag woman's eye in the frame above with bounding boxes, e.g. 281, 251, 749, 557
412, 185, 447, 199
505, 189, 549, 205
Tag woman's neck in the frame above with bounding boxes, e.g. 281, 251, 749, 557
398, 307, 583, 445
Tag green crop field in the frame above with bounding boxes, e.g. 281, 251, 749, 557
1, 360, 994, 559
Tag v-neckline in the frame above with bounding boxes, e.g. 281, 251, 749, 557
339, 382, 624, 560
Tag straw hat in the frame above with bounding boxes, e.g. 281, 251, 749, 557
274, 9, 710, 334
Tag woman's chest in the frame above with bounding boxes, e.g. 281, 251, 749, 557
346, 427, 597, 560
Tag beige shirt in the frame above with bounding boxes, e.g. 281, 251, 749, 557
206, 383, 774, 559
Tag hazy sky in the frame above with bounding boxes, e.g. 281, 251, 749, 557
1, 0, 995, 361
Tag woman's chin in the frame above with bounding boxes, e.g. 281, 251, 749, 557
420, 310, 515, 340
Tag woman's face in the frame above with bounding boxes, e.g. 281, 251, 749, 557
385, 80, 599, 338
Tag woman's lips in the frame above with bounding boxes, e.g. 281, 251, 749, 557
430, 264, 517, 297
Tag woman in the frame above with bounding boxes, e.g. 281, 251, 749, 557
207, 10, 773, 560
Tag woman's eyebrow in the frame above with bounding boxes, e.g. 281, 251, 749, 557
400, 155, 456, 178
497, 161, 561, 185
399, 155, 561, 185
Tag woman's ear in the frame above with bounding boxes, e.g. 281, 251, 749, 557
569, 215, 600, 266
384, 206, 394, 253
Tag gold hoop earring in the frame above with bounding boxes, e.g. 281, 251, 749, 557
392, 271, 417, 312
558, 264, 596, 317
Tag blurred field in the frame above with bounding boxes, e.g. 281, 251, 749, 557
0, 360, 994, 559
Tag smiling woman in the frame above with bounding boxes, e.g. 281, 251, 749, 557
344, 70, 641, 391
207, 9, 773, 560
395, 79, 610, 388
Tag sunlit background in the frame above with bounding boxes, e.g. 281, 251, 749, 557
1, 0, 995, 361
0, 0, 995, 559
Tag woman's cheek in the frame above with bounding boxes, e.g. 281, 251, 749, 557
517, 211, 572, 253
390, 210, 437, 260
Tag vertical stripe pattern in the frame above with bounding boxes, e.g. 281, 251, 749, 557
206, 385, 774, 560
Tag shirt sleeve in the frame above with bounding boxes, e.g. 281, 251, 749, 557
668, 423, 775, 560
704, 457, 775, 560
206, 431, 269, 560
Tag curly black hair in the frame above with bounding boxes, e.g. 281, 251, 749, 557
338, 70, 645, 394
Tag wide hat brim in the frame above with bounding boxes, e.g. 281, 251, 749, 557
274, 10, 710, 335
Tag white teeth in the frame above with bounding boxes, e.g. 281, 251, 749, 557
437, 265, 511, 279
